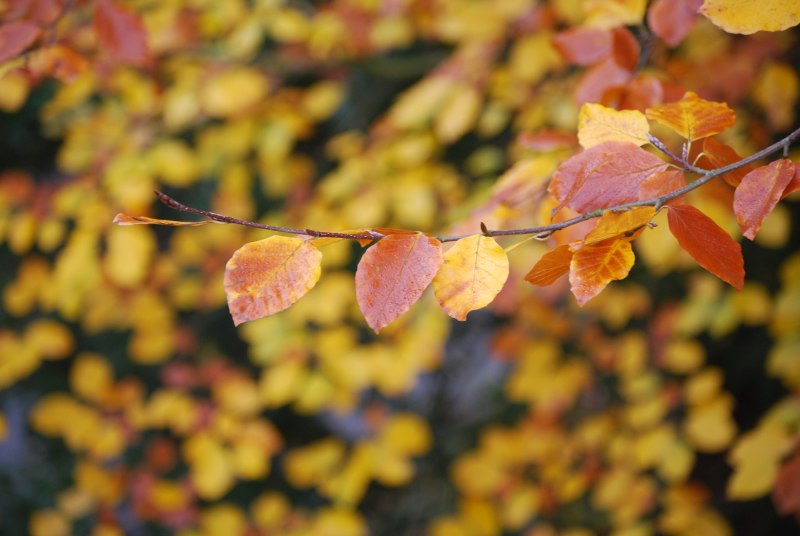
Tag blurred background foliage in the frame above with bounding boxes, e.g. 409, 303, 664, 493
1, 0, 800, 535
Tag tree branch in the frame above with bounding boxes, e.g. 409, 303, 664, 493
150, 126, 800, 245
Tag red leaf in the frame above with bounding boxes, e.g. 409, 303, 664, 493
552, 27, 612, 66
355, 233, 443, 333
773, 452, 800, 516
733, 159, 795, 240
549, 141, 669, 214
699, 137, 752, 187
94, 0, 150, 67
0, 21, 41, 63
638, 169, 686, 204
611, 27, 640, 72
524, 244, 573, 286
575, 57, 632, 106
783, 162, 800, 198
667, 204, 744, 289
569, 239, 635, 306
647, 0, 703, 47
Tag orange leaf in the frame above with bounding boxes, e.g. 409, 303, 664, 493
0, 21, 41, 63
355, 233, 443, 333
549, 141, 669, 213
569, 239, 635, 306
552, 27, 612, 66
733, 159, 795, 240
667, 204, 744, 289
699, 137, 752, 187
638, 169, 686, 203
524, 244, 573, 286
113, 213, 213, 227
584, 206, 656, 244
432, 235, 509, 321
224, 236, 322, 326
647, 0, 703, 47
94, 0, 150, 67
646, 91, 735, 141
577, 103, 650, 148
700, 0, 800, 35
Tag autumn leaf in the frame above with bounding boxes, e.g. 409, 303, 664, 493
574, 57, 632, 106
0, 22, 41, 63
355, 233, 443, 333
584, 206, 656, 244
113, 214, 214, 227
667, 204, 744, 289
638, 169, 686, 202
432, 235, 509, 321
94, 0, 150, 67
700, 0, 800, 35
552, 27, 612, 66
524, 245, 573, 286
577, 103, 650, 148
733, 159, 795, 240
773, 452, 800, 516
646, 92, 735, 141
549, 141, 669, 213
699, 137, 752, 187
647, 0, 703, 47
224, 236, 323, 326
569, 238, 635, 305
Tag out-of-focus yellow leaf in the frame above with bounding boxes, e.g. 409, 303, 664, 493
435, 83, 483, 143
199, 503, 248, 536
29, 510, 70, 536
70, 353, 113, 404
661, 339, 705, 374
684, 394, 737, 452
700, 0, 800, 34
0, 70, 29, 112
25, 319, 74, 360
200, 67, 268, 117
585, 0, 647, 28
433, 235, 509, 321
104, 225, 156, 288
183, 432, 235, 500
310, 508, 367, 536
578, 103, 650, 149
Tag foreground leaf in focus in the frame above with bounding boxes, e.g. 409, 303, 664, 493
224, 236, 323, 326
646, 92, 735, 141
577, 103, 650, 148
356, 232, 442, 333
549, 141, 668, 213
733, 159, 795, 240
667, 204, 744, 289
569, 238, 635, 305
525, 244, 573, 286
433, 235, 509, 320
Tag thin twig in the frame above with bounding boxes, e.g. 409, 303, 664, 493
154, 126, 800, 244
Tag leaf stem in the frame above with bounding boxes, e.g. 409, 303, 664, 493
150, 126, 800, 244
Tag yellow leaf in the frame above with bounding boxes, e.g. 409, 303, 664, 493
753, 62, 799, 131
70, 353, 113, 404
30, 510, 70, 536
200, 67, 268, 117
310, 508, 367, 536
584, 207, 656, 245
251, 492, 290, 531
378, 413, 432, 456
578, 103, 650, 149
727, 458, 779, 500
584, 0, 647, 28
104, 225, 156, 288
25, 319, 74, 360
700, 0, 800, 35
200, 504, 248, 536
224, 236, 322, 326
433, 235, 509, 321
183, 433, 235, 500
684, 394, 737, 452
435, 83, 483, 143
